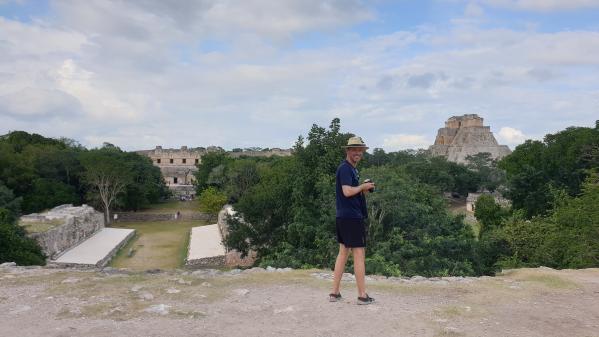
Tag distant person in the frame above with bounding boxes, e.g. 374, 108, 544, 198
329, 136, 375, 305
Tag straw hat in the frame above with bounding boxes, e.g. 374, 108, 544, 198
342, 136, 369, 149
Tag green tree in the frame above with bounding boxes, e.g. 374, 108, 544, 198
0, 182, 22, 216
499, 122, 599, 217
21, 178, 79, 212
194, 151, 228, 193
362, 165, 478, 276
0, 131, 86, 213
473, 194, 509, 238
0, 184, 46, 265
119, 152, 169, 211
224, 159, 260, 203
80, 145, 133, 224
501, 172, 599, 269
199, 187, 228, 221
466, 152, 505, 192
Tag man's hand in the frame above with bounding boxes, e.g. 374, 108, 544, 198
361, 182, 375, 195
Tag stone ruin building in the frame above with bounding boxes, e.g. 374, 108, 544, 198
429, 114, 511, 164
19, 204, 135, 267
135, 146, 221, 198
466, 192, 511, 213
136, 145, 292, 198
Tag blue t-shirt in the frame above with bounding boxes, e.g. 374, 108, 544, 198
336, 160, 368, 219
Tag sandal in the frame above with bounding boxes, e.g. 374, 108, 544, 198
329, 292, 342, 302
357, 293, 375, 305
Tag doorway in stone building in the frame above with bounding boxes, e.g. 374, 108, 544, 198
173, 177, 178, 184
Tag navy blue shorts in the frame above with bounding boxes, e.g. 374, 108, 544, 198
335, 217, 366, 248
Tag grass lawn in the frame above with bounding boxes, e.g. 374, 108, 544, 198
18, 218, 64, 233
108, 219, 208, 271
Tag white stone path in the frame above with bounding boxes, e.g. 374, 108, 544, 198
52, 228, 135, 267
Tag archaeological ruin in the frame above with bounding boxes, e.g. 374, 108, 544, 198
137, 145, 292, 198
135, 146, 214, 198
429, 114, 511, 164
19, 204, 135, 268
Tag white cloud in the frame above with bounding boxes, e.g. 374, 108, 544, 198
52, 0, 373, 42
483, 0, 599, 11
54, 59, 143, 121
0, 17, 87, 56
1, 2, 598, 152
382, 134, 431, 151
464, 2, 485, 16
0, 87, 81, 118
497, 127, 527, 146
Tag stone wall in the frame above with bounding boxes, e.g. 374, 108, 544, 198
169, 184, 196, 198
114, 211, 211, 222
21, 204, 104, 260
466, 192, 511, 212
185, 255, 226, 268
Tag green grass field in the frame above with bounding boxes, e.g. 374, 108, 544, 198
108, 219, 208, 270
18, 218, 64, 233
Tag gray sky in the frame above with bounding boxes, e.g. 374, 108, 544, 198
1, 0, 598, 151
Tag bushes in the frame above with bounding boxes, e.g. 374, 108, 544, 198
472, 172, 599, 271
22, 178, 79, 212
362, 165, 478, 276
199, 187, 227, 220
0, 212, 46, 266
501, 174, 599, 269
0, 185, 45, 265
499, 123, 599, 218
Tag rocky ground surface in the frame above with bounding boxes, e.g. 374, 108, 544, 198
1, 262, 598, 337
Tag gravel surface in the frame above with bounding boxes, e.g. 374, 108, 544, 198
1, 263, 598, 337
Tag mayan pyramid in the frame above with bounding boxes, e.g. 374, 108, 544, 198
429, 114, 511, 164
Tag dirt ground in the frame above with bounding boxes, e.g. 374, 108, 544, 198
1, 264, 598, 337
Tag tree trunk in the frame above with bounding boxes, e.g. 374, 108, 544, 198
103, 200, 111, 225
106, 207, 111, 225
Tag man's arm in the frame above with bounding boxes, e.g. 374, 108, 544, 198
342, 182, 374, 197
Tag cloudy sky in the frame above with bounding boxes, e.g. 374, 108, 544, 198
1, 0, 598, 151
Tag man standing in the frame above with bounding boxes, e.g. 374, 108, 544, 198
329, 136, 376, 305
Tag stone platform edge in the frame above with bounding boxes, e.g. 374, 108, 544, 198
48, 229, 136, 269
184, 225, 226, 269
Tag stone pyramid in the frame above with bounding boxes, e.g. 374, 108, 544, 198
429, 114, 511, 164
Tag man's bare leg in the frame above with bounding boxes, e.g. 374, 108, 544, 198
352, 247, 367, 297
331, 243, 350, 294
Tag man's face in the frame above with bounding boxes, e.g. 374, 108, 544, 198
346, 147, 365, 163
